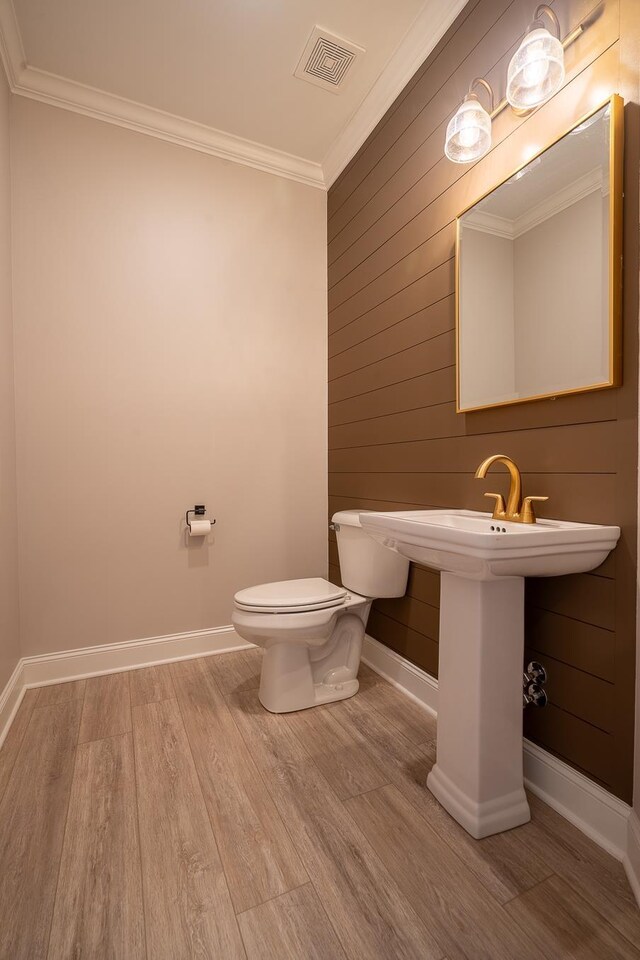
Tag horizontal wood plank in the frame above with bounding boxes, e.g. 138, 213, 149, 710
329, 473, 617, 525
525, 608, 615, 682
524, 703, 615, 788
329, 421, 618, 474
327, 0, 637, 800
367, 608, 439, 677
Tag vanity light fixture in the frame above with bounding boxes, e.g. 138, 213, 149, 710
444, 78, 495, 164
443, 6, 587, 162
506, 4, 564, 110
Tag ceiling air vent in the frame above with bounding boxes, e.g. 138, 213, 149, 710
294, 27, 365, 94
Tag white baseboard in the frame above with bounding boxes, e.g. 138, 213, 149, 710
1, 623, 637, 903
522, 740, 631, 861
361, 634, 633, 866
624, 811, 640, 907
20, 624, 248, 687
362, 633, 438, 716
0, 624, 250, 749
0, 659, 26, 752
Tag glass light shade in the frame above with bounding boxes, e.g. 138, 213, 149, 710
444, 96, 492, 163
506, 27, 564, 109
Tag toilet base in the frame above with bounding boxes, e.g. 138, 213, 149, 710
255, 610, 367, 713
259, 676, 359, 713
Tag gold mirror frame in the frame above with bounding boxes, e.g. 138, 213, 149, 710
455, 93, 624, 414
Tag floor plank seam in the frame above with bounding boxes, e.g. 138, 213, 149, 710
129, 679, 149, 960
132, 694, 179, 709
500, 872, 557, 907
339, 779, 393, 802
234, 880, 312, 918
129, 727, 150, 960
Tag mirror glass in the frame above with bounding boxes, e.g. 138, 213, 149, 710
457, 99, 620, 412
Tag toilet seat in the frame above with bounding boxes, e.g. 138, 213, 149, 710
234, 577, 348, 614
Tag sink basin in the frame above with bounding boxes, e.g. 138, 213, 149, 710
359, 509, 620, 580
359, 508, 620, 840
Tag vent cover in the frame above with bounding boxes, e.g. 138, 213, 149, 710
294, 27, 365, 94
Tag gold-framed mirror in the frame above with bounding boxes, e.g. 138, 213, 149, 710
456, 93, 623, 414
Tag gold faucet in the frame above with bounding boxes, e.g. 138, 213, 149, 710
474, 454, 548, 524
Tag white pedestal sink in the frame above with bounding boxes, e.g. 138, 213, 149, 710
358, 509, 620, 839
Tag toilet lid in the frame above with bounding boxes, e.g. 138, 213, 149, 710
234, 577, 347, 613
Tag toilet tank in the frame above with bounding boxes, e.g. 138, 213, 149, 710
332, 510, 409, 598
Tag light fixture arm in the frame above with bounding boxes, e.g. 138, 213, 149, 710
468, 77, 495, 113
533, 4, 561, 38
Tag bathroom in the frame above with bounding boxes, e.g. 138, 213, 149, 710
0, 0, 639, 955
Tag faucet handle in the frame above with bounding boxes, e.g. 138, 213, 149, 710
484, 492, 506, 519
521, 495, 549, 524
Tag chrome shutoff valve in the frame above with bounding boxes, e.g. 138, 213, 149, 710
523, 661, 548, 708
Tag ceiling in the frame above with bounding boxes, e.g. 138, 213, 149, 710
2, 0, 468, 187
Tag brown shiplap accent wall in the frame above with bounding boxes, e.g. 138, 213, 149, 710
328, 0, 640, 801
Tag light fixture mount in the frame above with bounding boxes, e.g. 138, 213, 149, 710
527, 3, 561, 39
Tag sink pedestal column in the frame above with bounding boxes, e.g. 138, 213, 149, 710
426, 572, 530, 839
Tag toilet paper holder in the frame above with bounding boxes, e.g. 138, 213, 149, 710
185, 505, 216, 528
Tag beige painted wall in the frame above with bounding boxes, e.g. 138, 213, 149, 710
11, 98, 328, 656
514, 190, 608, 396
458, 226, 515, 408
0, 71, 20, 686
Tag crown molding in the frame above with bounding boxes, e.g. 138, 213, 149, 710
11, 65, 326, 188
0, 0, 324, 188
463, 209, 515, 240
513, 166, 604, 237
0, 0, 469, 191
464, 167, 605, 240
0, 0, 25, 86
322, 0, 469, 187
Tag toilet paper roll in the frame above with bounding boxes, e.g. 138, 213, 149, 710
188, 519, 212, 537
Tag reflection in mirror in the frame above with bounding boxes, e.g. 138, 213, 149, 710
457, 97, 622, 412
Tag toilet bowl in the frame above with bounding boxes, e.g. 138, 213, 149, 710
232, 510, 409, 713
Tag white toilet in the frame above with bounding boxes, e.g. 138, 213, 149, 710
232, 510, 409, 712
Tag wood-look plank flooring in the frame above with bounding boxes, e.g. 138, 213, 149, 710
0, 650, 637, 959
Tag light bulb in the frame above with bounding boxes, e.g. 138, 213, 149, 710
458, 123, 481, 149
521, 47, 550, 87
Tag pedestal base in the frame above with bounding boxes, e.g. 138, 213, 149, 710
428, 572, 530, 838
427, 764, 530, 839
